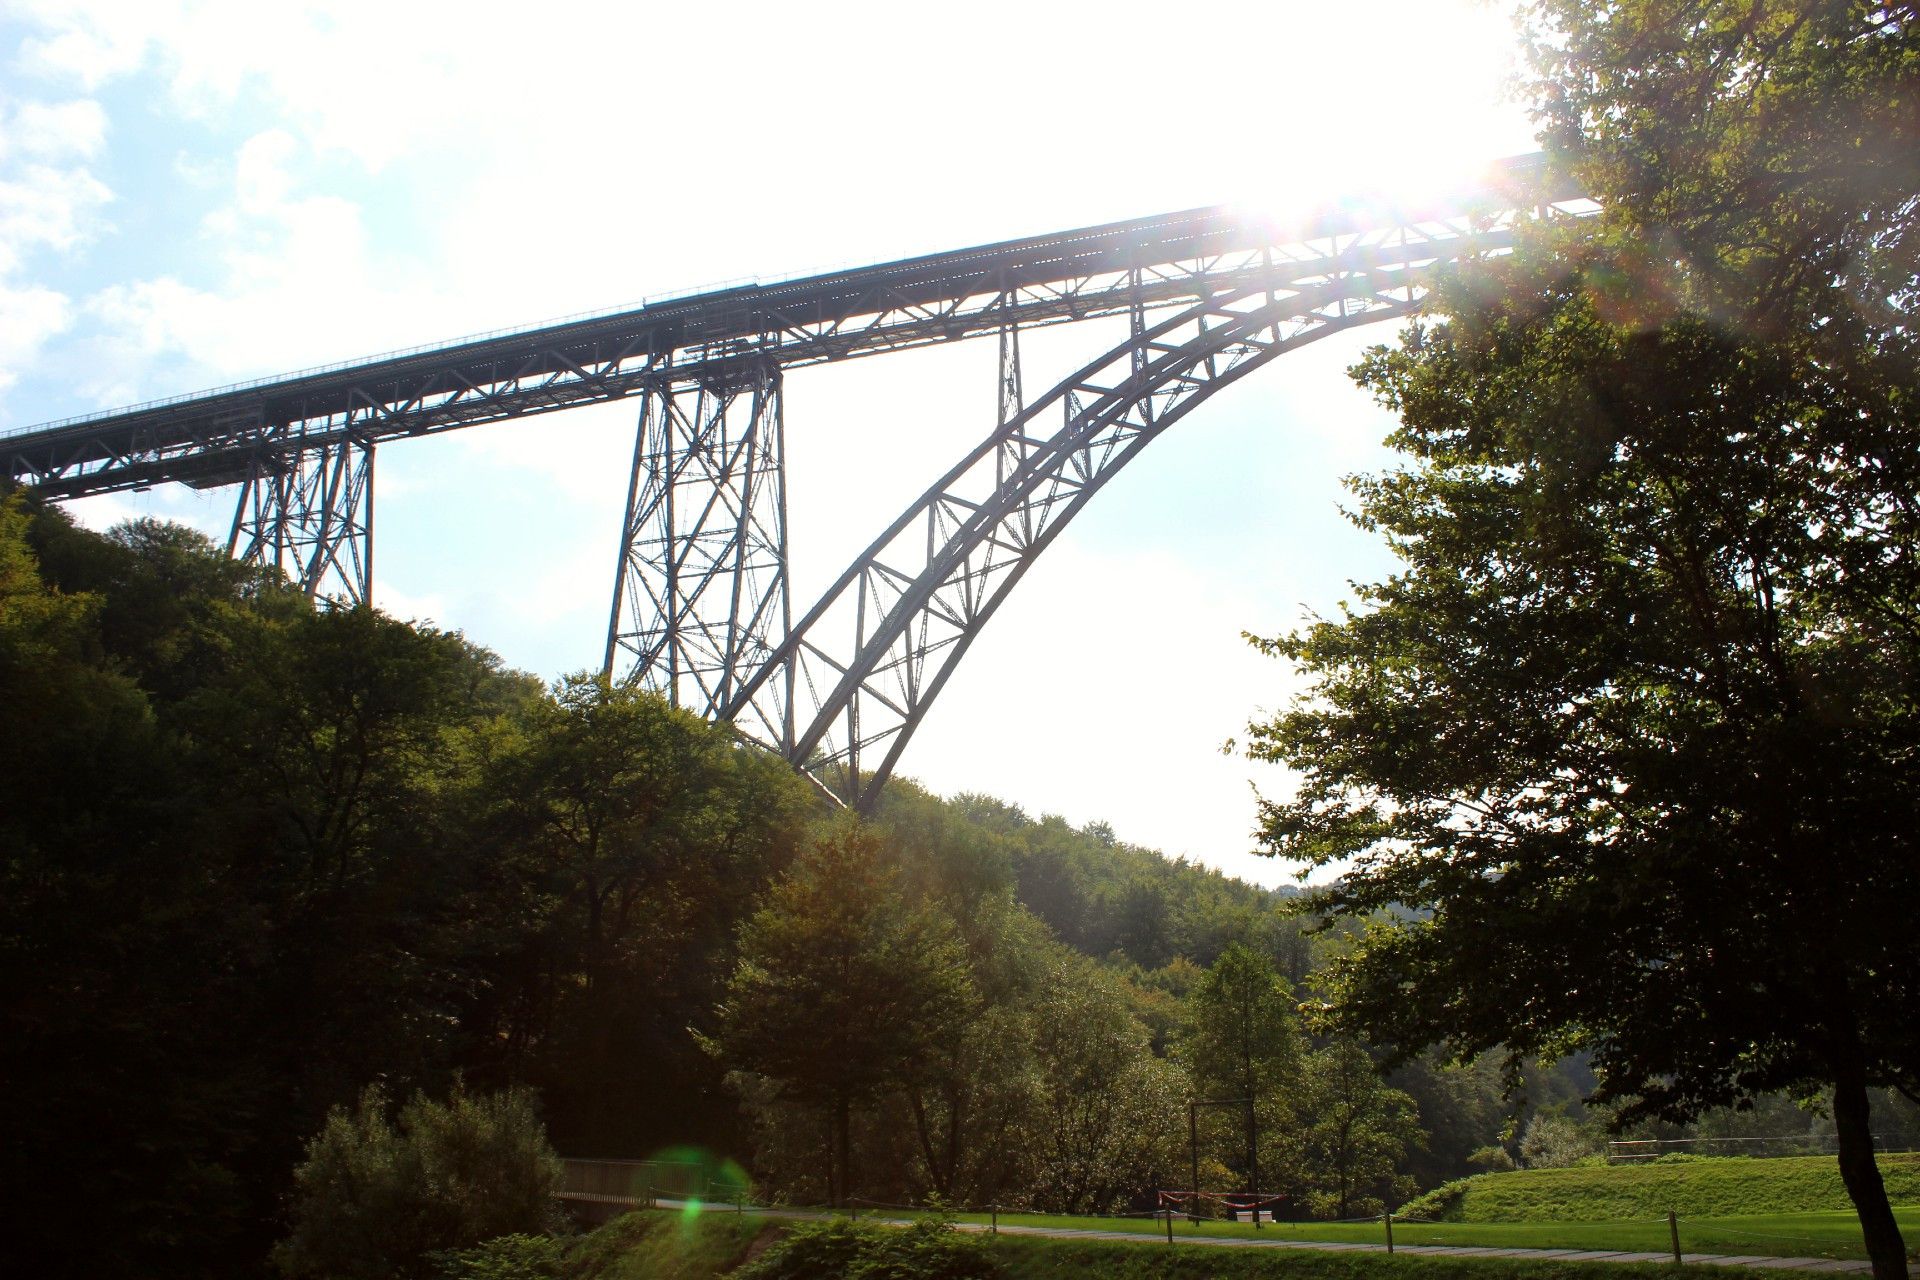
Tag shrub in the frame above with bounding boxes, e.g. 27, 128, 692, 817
430, 1234, 566, 1280
1518, 1115, 1600, 1170
275, 1084, 563, 1280
1398, 1178, 1470, 1221
1468, 1146, 1517, 1172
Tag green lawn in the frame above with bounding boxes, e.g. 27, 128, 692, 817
946, 1205, 1920, 1262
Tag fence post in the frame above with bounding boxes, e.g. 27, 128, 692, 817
1166, 1206, 1175, 1243
1385, 1211, 1395, 1253
991, 1204, 998, 1235
1669, 1210, 1681, 1264
850, 1197, 858, 1221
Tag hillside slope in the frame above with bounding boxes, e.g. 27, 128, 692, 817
1402, 1154, 1920, 1222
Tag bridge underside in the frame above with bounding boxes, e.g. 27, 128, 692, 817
3, 158, 1592, 809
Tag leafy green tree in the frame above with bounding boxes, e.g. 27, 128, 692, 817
1182, 943, 1301, 1195
1295, 1040, 1423, 1219
275, 1084, 562, 1280
476, 674, 812, 1154
1518, 1112, 1602, 1170
1026, 952, 1189, 1213
712, 820, 973, 1205
1248, 3, 1918, 1272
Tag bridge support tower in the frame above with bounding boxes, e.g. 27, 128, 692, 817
228, 434, 375, 605
605, 359, 792, 743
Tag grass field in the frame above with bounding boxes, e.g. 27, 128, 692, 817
565, 1210, 771, 1279
945, 1205, 1920, 1262
1403, 1154, 1920, 1222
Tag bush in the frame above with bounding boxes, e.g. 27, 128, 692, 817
1468, 1146, 1517, 1172
430, 1234, 566, 1280
274, 1084, 563, 1280
1518, 1115, 1600, 1170
1398, 1178, 1470, 1221
737, 1217, 999, 1280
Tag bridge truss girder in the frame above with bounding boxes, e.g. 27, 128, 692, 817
4, 155, 1580, 502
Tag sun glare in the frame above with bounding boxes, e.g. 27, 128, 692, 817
1220, 0, 1536, 225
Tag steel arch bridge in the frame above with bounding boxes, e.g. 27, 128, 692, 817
2, 155, 1591, 809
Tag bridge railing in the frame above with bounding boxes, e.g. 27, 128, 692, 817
557, 1157, 715, 1205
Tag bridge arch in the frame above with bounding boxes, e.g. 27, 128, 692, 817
723, 261, 1468, 808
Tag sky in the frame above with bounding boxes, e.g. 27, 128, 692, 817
0, 0, 1540, 887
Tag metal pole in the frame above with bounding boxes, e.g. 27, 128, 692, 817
1249, 1097, 1260, 1228
1166, 1206, 1174, 1243
1189, 1104, 1200, 1224
1386, 1211, 1395, 1252
1669, 1210, 1681, 1264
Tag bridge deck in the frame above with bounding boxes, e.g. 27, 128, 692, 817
3, 154, 1582, 499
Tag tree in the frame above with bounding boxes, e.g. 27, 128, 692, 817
1247, 3, 1918, 1273
1517, 1113, 1602, 1170
1296, 1040, 1423, 1219
476, 675, 811, 1154
1025, 952, 1189, 1214
1182, 944, 1301, 1196
274, 1084, 561, 1280
711, 820, 973, 1205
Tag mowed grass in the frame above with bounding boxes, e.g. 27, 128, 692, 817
1405, 1153, 1920, 1222
946, 1205, 1920, 1262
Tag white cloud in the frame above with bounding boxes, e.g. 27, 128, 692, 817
8, 0, 162, 90
370, 580, 452, 630
0, 161, 111, 273
0, 280, 71, 394
9, 98, 107, 160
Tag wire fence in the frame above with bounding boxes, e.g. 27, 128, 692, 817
558, 1158, 721, 1204
558, 1163, 1874, 1264
1608, 1133, 1917, 1162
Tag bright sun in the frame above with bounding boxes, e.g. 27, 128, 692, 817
1219, 0, 1538, 222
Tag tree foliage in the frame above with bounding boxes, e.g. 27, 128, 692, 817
274, 1084, 561, 1280
712, 820, 974, 1204
1295, 1040, 1423, 1219
1247, 1, 1918, 1272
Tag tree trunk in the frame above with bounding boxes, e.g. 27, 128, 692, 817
1834, 1051, 1909, 1280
